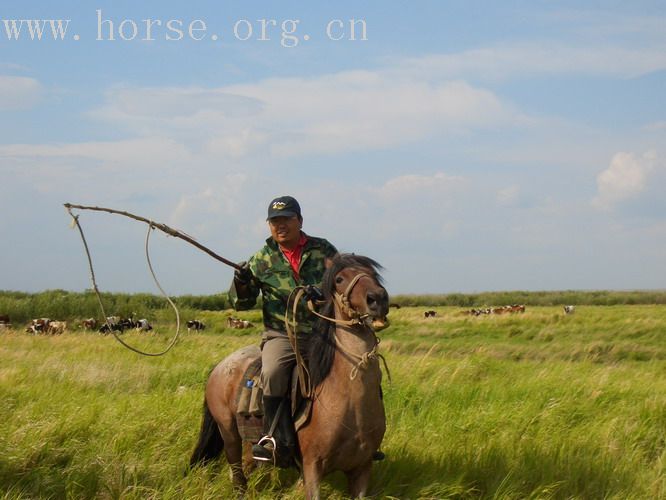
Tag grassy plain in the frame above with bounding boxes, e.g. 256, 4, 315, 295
1, 305, 665, 499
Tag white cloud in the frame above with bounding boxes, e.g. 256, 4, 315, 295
374, 172, 464, 200
644, 121, 666, 132
395, 43, 666, 81
169, 173, 249, 231
0, 137, 194, 198
592, 151, 657, 210
0, 75, 42, 110
0, 137, 190, 165
496, 185, 521, 207
545, 10, 666, 41
88, 71, 518, 159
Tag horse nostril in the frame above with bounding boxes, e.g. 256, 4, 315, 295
367, 291, 385, 309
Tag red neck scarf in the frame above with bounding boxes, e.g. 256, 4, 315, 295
280, 233, 307, 280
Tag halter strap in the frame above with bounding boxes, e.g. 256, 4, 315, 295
284, 271, 389, 397
305, 272, 373, 327
334, 331, 392, 383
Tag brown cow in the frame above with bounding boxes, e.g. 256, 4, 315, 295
47, 321, 67, 335
227, 317, 253, 329
26, 318, 51, 334
81, 318, 98, 330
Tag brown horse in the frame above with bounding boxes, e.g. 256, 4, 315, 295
190, 254, 390, 499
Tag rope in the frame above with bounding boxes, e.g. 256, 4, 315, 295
285, 272, 392, 392
284, 287, 313, 397
335, 332, 392, 383
66, 207, 181, 356
304, 273, 372, 327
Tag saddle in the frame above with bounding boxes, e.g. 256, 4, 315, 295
234, 354, 312, 443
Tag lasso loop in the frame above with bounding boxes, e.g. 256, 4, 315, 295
66, 207, 181, 356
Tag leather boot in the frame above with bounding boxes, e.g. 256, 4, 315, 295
251, 396, 296, 467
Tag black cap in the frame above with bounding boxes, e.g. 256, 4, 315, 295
267, 196, 301, 220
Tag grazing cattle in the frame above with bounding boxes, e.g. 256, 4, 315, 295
81, 318, 98, 330
47, 321, 67, 335
186, 320, 206, 332
564, 305, 575, 315
424, 310, 437, 318
468, 305, 525, 316
26, 318, 51, 334
227, 317, 253, 329
99, 316, 135, 334
389, 303, 401, 309
0, 314, 11, 330
135, 319, 153, 332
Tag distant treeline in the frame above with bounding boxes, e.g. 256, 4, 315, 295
392, 290, 666, 307
2, 289, 665, 324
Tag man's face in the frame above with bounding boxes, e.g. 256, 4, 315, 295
268, 215, 302, 248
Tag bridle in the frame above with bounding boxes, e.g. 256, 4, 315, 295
285, 271, 390, 396
307, 272, 376, 327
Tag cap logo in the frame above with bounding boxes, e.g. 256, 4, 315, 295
272, 201, 287, 210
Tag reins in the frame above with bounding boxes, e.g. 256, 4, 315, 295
284, 287, 314, 397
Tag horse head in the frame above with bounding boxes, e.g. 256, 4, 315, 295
322, 254, 389, 330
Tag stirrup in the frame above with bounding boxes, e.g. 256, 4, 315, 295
252, 435, 276, 463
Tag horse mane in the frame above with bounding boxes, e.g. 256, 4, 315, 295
306, 254, 384, 388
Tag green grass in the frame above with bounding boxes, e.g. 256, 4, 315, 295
1, 306, 665, 499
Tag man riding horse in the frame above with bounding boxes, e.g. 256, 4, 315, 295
229, 195, 338, 465
230, 195, 385, 467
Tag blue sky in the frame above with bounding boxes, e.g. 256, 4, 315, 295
1, 1, 665, 295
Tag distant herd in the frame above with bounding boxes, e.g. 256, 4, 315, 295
422, 304, 577, 318
0, 315, 254, 335
0, 306, 578, 333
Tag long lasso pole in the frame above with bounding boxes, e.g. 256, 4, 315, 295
64, 203, 243, 271
64, 202, 243, 356
66, 206, 187, 356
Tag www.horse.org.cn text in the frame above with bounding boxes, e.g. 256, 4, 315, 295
0, 10, 368, 47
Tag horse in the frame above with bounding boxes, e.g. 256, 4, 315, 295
189, 254, 390, 499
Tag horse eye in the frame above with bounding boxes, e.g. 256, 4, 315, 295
335, 276, 344, 284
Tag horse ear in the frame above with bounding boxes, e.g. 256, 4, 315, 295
324, 256, 336, 269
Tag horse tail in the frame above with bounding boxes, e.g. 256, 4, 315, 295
189, 398, 224, 467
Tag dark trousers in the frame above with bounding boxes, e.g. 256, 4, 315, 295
260, 332, 296, 397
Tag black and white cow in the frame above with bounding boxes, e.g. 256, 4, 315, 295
187, 320, 206, 332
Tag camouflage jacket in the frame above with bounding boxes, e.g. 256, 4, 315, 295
229, 233, 338, 334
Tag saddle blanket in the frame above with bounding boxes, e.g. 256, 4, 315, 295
235, 352, 312, 443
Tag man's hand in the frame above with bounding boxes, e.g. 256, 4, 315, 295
234, 261, 253, 285
303, 285, 324, 302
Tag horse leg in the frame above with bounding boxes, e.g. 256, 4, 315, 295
301, 458, 324, 500
345, 460, 373, 498
242, 441, 256, 474
218, 423, 247, 490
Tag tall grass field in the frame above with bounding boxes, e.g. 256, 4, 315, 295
1, 305, 665, 499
